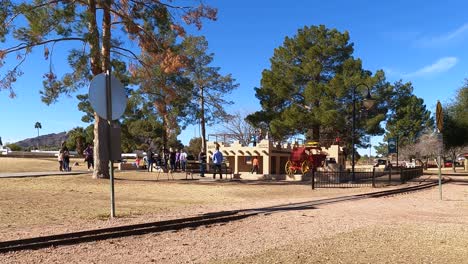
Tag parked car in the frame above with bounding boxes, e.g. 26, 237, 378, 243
0, 146, 11, 155
444, 160, 461, 167
373, 159, 387, 167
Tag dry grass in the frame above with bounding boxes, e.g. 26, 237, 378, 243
0, 157, 366, 231
0, 157, 84, 172
0, 171, 357, 228
1, 157, 468, 263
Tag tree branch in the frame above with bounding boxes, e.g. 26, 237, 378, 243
129, 0, 192, 11
2, 37, 86, 55
3, 0, 84, 30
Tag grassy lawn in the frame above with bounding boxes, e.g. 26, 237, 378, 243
0, 157, 91, 172
0, 157, 370, 230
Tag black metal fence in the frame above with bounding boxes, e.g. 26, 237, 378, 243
400, 167, 424, 183
311, 166, 424, 189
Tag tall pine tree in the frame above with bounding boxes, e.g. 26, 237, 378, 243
0, 1, 216, 178
247, 25, 386, 149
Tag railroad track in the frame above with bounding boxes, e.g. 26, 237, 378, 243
0, 177, 449, 253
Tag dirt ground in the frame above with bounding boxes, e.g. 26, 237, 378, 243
0, 157, 85, 172
0, 158, 467, 263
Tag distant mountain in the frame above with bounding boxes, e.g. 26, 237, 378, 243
15, 132, 68, 149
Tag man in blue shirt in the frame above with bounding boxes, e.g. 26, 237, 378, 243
212, 146, 224, 179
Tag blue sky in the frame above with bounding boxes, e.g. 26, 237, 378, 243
0, 0, 466, 155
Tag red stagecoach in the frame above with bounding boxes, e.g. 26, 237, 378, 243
285, 142, 327, 176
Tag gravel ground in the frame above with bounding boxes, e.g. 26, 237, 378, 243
1, 178, 467, 264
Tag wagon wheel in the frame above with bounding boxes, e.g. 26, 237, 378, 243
285, 160, 294, 177
301, 160, 310, 174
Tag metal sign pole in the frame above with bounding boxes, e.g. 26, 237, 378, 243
436, 101, 443, 201
106, 70, 116, 218
437, 131, 443, 200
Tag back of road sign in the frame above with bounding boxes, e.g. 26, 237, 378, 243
88, 73, 127, 120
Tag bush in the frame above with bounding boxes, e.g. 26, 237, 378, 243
6, 143, 22, 151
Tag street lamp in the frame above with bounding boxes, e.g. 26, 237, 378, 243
351, 84, 375, 181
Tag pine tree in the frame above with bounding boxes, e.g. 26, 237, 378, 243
0, 1, 216, 178
384, 81, 434, 147
247, 25, 386, 149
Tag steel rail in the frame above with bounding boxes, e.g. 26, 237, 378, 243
0, 177, 449, 253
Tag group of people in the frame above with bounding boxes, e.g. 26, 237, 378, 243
142, 145, 256, 179
146, 148, 188, 173
58, 143, 71, 172
57, 142, 94, 172
56, 143, 260, 178
142, 145, 226, 180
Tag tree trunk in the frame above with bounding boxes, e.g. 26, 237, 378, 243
93, 114, 110, 179
87, 0, 107, 178
162, 117, 167, 151
200, 87, 206, 153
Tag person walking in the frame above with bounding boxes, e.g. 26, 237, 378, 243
180, 149, 188, 171
212, 146, 224, 179
83, 143, 94, 171
199, 149, 207, 177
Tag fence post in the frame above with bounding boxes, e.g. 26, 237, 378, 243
311, 170, 315, 190
400, 167, 404, 183
372, 167, 375, 188
388, 166, 392, 184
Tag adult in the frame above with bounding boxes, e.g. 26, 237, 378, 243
58, 141, 66, 171
147, 149, 155, 172
58, 148, 64, 171
180, 149, 188, 172
199, 149, 207, 177
212, 146, 224, 179
62, 146, 70, 172
161, 148, 169, 171
175, 149, 181, 170
83, 143, 94, 171
169, 148, 177, 172
251, 156, 259, 174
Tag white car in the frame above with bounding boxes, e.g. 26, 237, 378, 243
0, 146, 11, 155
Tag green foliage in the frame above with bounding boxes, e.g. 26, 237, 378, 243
442, 113, 466, 148
187, 137, 202, 157
247, 25, 386, 149
182, 36, 238, 125
66, 127, 87, 154
374, 142, 388, 157
384, 81, 434, 147
121, 92, 165, 152
443, 84, 468, 149
1, 0, 216, 99
1, 0, 217, 178
5, 143, 21, 151
167, 138, 184, 152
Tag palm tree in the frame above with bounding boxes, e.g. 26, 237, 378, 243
34, 122, 42, 138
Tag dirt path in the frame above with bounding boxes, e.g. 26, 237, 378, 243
1, 177, 467, 264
